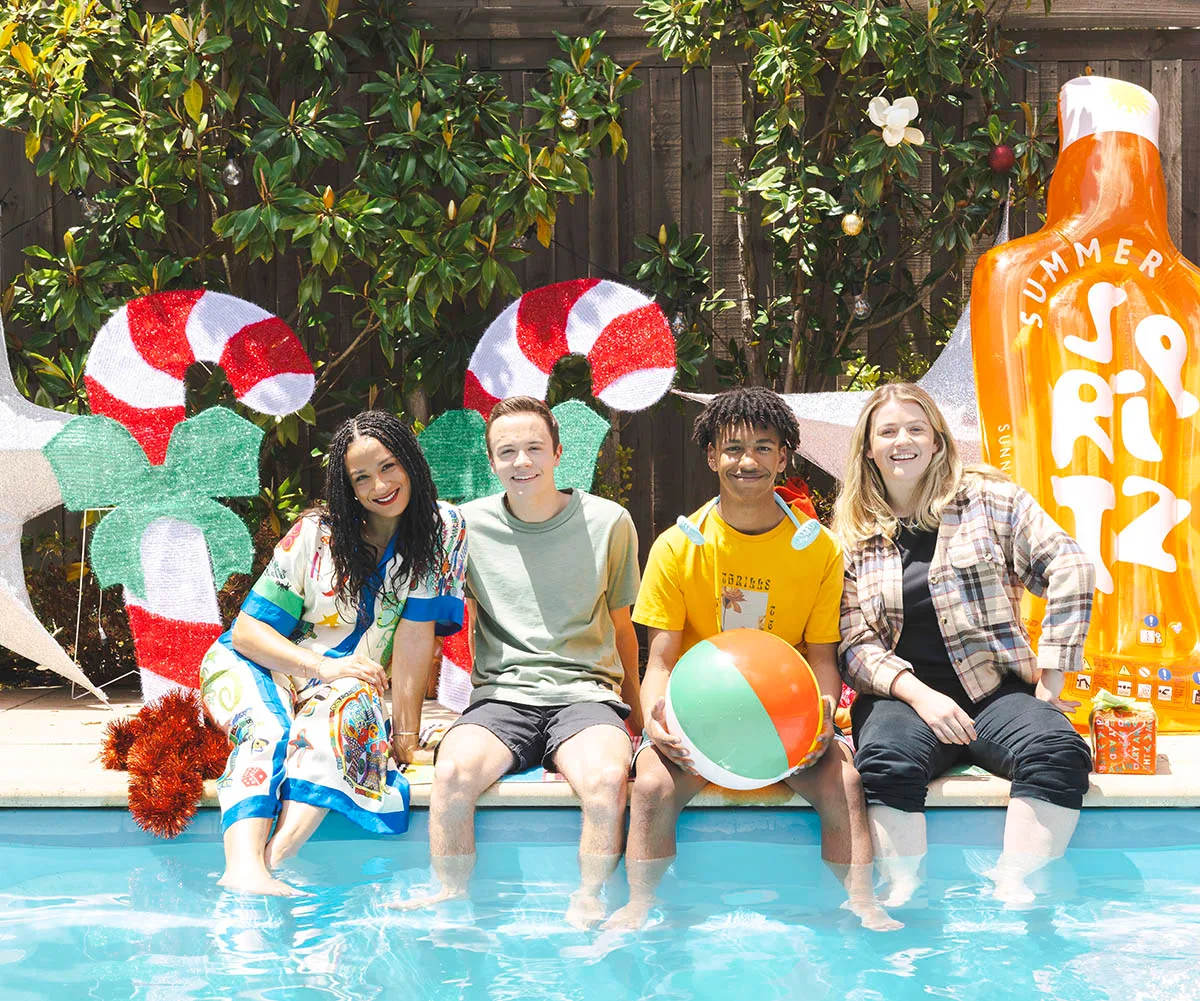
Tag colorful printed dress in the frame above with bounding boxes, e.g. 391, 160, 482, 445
199, 503, 467, 834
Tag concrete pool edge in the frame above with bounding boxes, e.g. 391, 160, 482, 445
5, 684, 1200, 810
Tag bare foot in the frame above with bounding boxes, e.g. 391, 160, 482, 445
832, 862, 902, 931
218, 869, 304, 897
986, 868, 1037, 908
880, 882, 918, 908
876, 867, 923, 908
605, 857, 672, 932
559, 928, 633, 961
386, 853, 475, 912
842, 898, 904, 931
386, 887, 467, 911
601, 899, 652, 932
873, 854, 924, 909
565, 888, 606, 930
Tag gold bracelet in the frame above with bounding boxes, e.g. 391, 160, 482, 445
395, 731, 419, 736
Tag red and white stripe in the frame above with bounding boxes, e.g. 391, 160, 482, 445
125, 519, 225, 704
84, 290, 314, 464
82, 291, 315, 702
435, 604, 474, 713
463, 279, 675, 416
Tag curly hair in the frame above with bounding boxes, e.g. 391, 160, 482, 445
322, 411, 444, 617
691, 386, 800, 452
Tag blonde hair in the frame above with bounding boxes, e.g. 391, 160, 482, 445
833, 383, 963, 550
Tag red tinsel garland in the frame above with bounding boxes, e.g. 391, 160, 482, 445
100, 689, 232, 838
127, 763, 206, 839
99, 715, 144, 770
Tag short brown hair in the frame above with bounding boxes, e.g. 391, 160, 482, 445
485, 396, 560, 454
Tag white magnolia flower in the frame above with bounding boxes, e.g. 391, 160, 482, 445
868, 95, 924, 148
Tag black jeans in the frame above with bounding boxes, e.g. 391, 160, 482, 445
851, 683, 1092, 813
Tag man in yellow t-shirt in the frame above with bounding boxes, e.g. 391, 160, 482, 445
633, 492, 844, 654
608, 387, 893, 931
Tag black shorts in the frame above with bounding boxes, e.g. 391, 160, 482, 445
441, 699, 632, 773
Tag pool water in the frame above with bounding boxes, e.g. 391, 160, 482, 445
1, 808, 1198, 1001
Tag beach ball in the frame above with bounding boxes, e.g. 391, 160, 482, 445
665, 629, 824, 790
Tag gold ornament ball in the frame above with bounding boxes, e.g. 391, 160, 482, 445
558, 108, 579, 131
841, 212, 864, 236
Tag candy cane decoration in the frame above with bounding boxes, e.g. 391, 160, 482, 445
435, 604, 474, 713
84, 290, 314, 463
462, 279, 676, 416
84, 291, 315, 702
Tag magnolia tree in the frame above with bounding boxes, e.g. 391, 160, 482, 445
0, 1, 639, 684
0, 1, 637, 439
633, 0, 1056, 392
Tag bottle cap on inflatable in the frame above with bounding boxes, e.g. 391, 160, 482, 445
665, 628, 824, 790
1059, 75, 1160, 152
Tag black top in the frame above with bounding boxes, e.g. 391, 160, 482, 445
893, 525, 972, 706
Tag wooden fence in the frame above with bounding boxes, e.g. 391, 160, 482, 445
4, 1, 1200, 563
412, 0, 1200, 557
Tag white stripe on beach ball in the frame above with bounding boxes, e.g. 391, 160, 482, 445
665, 691, 784, 791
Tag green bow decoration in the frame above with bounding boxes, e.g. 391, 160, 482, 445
418, 409, 498, 502
419, 399, 611, 503
43, 407, 264, 596
1090, 688, 1155, 715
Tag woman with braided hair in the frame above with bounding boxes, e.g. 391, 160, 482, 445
199, 411, 467, 896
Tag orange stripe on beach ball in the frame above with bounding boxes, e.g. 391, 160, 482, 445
706, 629, 823, 761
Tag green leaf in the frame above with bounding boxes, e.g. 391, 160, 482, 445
199, 36, 234, 55
184, 81, 204, 124
861, 170, 884, 207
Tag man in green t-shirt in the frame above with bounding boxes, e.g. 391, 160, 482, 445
394, 396, 642, 928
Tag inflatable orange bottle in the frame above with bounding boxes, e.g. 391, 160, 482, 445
971, 76, 1200, 733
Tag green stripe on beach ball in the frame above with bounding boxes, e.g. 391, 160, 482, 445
669, 640, 789, 781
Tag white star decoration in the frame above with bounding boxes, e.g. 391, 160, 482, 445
0, 319, 105, 700
678, 208, 1008, 480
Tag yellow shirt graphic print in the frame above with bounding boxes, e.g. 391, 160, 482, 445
634, 500, 843, 657
720, 572, 772, 632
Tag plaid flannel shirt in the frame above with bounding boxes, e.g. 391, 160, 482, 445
839, 475, 1095, 702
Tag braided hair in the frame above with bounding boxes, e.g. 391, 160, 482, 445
323, 411, 444, 615
691, 386, 800, 453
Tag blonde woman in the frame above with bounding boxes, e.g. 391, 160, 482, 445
834, 383, 1094, 906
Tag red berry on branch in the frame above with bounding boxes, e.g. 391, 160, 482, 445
988, 144, 1016, 173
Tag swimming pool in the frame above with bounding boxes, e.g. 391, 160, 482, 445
2, 808, 1197, 1001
